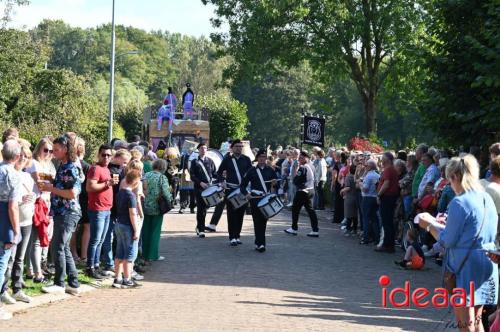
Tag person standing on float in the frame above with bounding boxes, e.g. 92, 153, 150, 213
182, 83, 194, 120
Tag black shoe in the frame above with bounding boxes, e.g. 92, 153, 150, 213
256, 245, 266, 253
359, 240, 371, 245
236, 238, 242, 245
190, 209, 195, 214
33, 277, 49, 284
86, 268, 105, 280
178, 209, 184, 214
121, 279, 141, 289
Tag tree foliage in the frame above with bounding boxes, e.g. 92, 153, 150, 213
204, 0, 425, 135
197, 95, 248, 148
420, 0, 500, 146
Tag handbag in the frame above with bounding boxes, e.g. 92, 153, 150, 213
443, 197, 486, 293
157, 174, 172, 214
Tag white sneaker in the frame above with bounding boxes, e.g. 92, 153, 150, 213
65, 286, 80, 296
131, 271, 144, 281
286, 203, 293, 207
0, 292, 16, 305
41, 284, 65, 294
230, 239, 238, 246
205, 224, 216, 232
155, 256, 165, 261
13, 291, 32, 303
307, 231, 319, 238
341, 219, 348, 226
284, 228, 298, 235
198, 232, 205, 238
0, 306, 12, 320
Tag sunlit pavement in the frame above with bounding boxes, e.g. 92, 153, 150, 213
3, 207, 454, 331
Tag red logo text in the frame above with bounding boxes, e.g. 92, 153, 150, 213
379, 275, 474, 308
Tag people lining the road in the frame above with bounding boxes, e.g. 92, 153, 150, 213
1, 125, 500, 330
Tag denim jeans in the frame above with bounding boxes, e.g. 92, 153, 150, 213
52, 213, 80, 288
0, 242, 12, 296
101, 217, 115, 268
362, 196, 380, 243
86, 210, 111, 269
380, 195, 398, 248
10, 225, 32, 293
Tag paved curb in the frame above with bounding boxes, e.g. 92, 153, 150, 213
8, 281, 110, 315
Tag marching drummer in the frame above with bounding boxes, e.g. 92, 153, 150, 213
240, 149, 278, 252
284, 151, 319, 237
217, 139, 252, 246
190, 142, 217, 238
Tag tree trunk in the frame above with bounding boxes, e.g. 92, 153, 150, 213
364, 94, 377, 136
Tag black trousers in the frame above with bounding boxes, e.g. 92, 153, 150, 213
226, 191, 247, 240
250, 199, 268, 246
195, 190, 207, 232
180, 190, 195, 210
209, 199, 225, 226
292, 190, 319, 232
315, 181, 325, 209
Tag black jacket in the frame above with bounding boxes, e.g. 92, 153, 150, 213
217, 154, 252, 188
190, 156, 217, 191
240, 165, 277, 195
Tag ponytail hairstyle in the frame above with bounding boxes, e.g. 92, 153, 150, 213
53, 134, 78, 162
445, 154, 483, 193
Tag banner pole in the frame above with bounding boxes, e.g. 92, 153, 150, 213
300, 109, 304, 150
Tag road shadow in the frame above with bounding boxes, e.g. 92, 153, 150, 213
147, 209, 454, 332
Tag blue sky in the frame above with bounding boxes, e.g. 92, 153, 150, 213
5, 0, 226, 37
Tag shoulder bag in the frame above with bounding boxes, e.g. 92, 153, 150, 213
443, 197, 486, 293
157, 174, 172, 214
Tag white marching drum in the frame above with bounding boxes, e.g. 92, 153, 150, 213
227, 188, 248, 209
201, 186, 224, 207
257, 194, 284, 219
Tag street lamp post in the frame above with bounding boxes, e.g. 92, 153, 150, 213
107, 0, 139, 142
107, 0, 116, 143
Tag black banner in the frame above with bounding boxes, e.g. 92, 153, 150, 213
302, 115, 325, 147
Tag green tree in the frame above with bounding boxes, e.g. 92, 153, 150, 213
196, 95, 248, 148
420, 0, 500, 146
204, 0, 425, 135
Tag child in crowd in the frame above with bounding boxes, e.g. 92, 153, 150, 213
113, 170, 142, 288
395, 228, 425, 270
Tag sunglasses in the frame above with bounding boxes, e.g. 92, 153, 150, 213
44, 148, 53, 153
101, 153, 112, 158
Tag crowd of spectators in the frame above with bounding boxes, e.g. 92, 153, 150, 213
0, 129, 171, 320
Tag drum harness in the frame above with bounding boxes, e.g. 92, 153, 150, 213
251, 168, 268, 198
197, 158, 212, 185
225, 158, 242, 190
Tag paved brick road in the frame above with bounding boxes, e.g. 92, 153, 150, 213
3, 208, 454, 331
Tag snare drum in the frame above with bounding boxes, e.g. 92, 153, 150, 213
227, 188, 248, 209
257, 194, 284, 219
201, 186, 225, 207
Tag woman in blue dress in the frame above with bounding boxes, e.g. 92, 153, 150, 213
419, 155, 498, 332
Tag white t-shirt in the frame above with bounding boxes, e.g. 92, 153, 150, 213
18, 171, 35, 227
480, 179, 500, 214
25, 159, 56, 200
